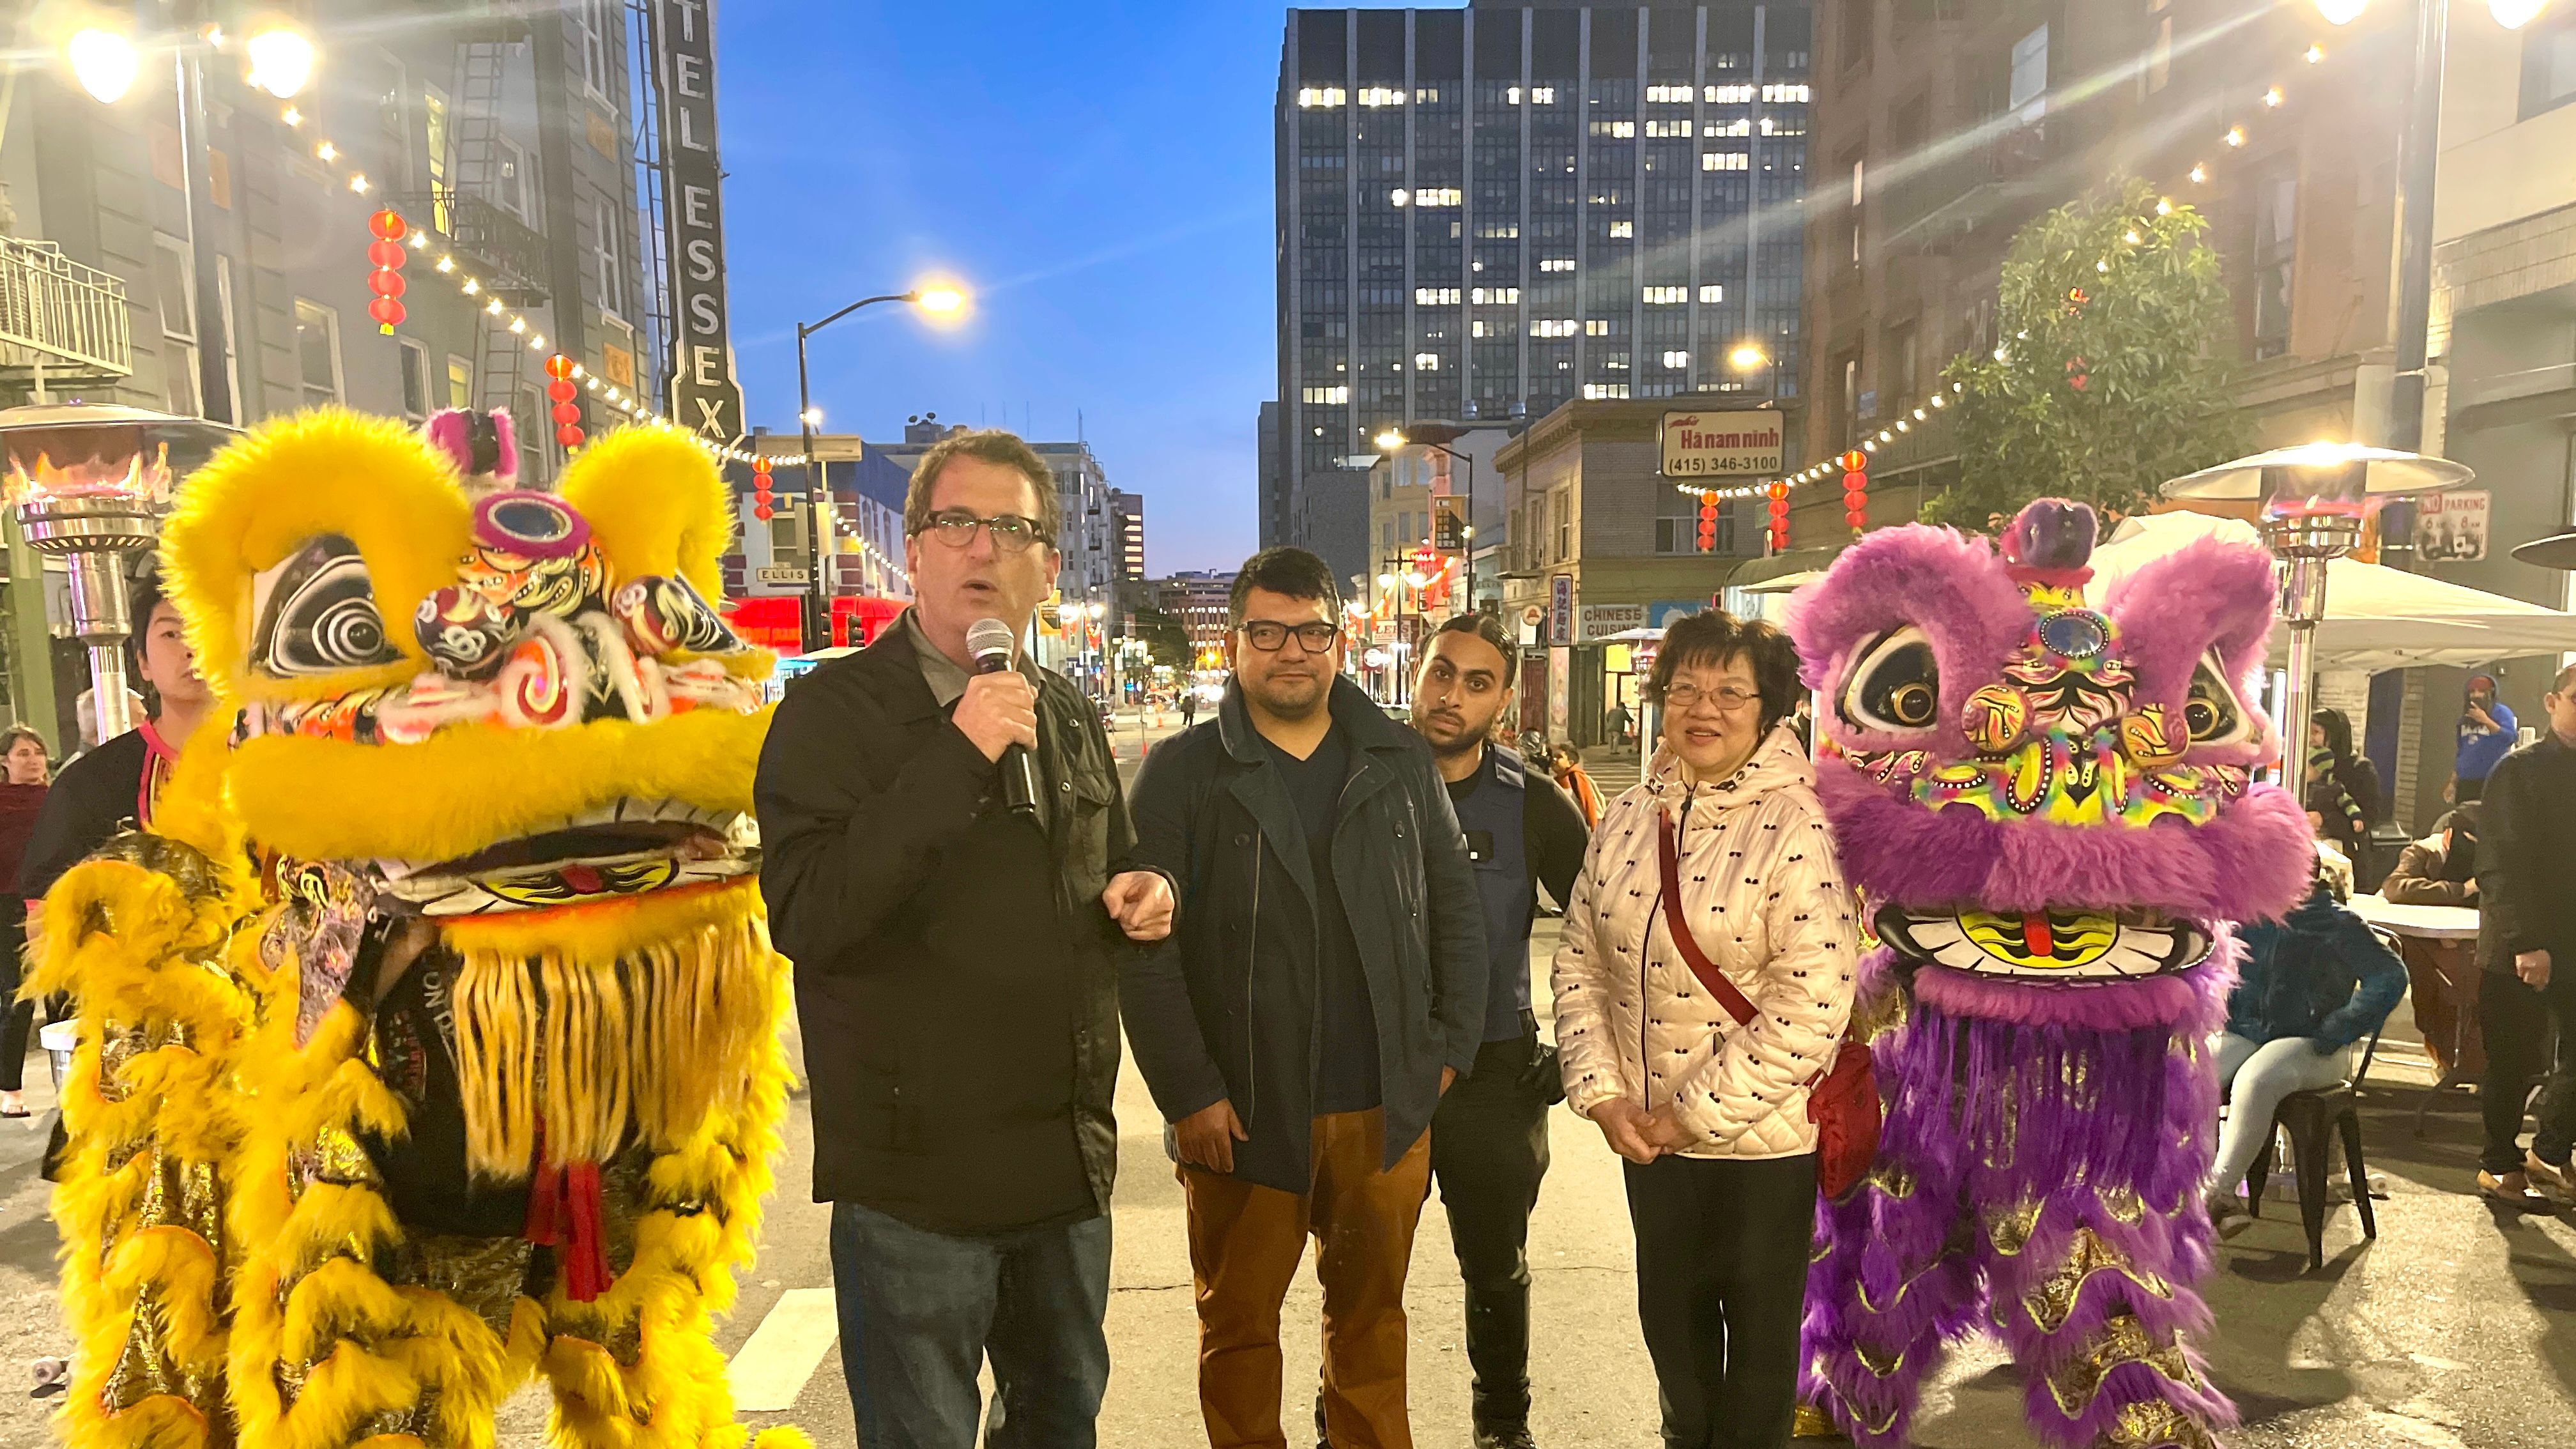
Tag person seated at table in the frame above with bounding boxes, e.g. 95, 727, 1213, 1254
2207, 859, 2407, 1236
2384, 804, 2481, 908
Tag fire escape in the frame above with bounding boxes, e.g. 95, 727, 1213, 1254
393, 13, 549, 415
0, 237, 133, 402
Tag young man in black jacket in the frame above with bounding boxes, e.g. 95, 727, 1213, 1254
2475, 663, 2576, 1208
755, 429, 1174, 1449
1123, 547, 1487, 1449
1404, 614, 1588, 1449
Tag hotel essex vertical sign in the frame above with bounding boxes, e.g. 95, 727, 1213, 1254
659, 0, 746, 446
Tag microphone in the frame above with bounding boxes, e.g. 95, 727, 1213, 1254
966, 617, 1041, 819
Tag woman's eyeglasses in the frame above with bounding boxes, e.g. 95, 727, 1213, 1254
1241, 620, 1341, 653
1663, 684, 1760, 714
919, 509, 1045, 553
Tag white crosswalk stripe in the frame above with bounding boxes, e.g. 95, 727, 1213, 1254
725, 1287, 841, 1413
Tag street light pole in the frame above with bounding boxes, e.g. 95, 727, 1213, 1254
2387, 0, 2450, 457
792, 286, 966, 650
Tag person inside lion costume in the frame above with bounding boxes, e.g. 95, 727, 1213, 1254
30, 406, 809, 1449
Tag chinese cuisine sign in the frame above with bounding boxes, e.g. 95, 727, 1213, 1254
1660, 410, 1784, 477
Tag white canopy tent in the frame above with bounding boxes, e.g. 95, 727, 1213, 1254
2085, 510, 2576, 672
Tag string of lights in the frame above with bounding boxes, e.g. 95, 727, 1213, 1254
268, 95, 918, 575
1666, 31, 2348, 525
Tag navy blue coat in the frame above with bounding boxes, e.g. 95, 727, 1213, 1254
2225, 884, 2407, 1051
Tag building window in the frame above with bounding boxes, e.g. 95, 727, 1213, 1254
398, 339, 432, 423
1886, 320, 1919, 404
151, 238, 199, 417
2147, 15, 2174, 94
1840, 0, 1875, 72
1414, 286, 1461, 305
2250, 161, 2297, 360
293, 299, 342, 406
424, 86, 452, 231
496, 137, 533, 220
1643, 286, 1689, 305
1699, 283, 1726, 303
447, 355, 473, 410
594, 195, 626, 319
578, 0, 615, 102
519, 383, 548, 481
2522, 7, 2576, 119
376, 56, 411, 191
1552, 489, 1570, 562
2009, 25, 2050, 121
1703, 150, 1751, 171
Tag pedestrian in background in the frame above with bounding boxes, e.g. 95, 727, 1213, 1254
2471, 663, 2576, 1209
1603, 698, 1633, 752
0, 725, 50, 1120
1405, 615, 1589, 1449
1123, 547, 1487, 1449
756, 429, 1175, 1449
2205, 859, 2405, 1237
2453, 675, 2516, 804
1550, 609, 1859, 1449
1548, 741, 1602, 830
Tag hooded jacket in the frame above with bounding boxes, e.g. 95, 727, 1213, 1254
1551, 724, 1860, 1159
2225, 882, 2407, 1050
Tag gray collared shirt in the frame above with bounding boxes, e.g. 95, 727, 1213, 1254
905, 610, 1049, 827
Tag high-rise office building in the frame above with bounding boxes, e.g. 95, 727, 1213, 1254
1110, 489, 1147, 583
1275, 1, 1812, 585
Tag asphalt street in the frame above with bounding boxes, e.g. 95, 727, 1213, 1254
1, 722, 2573, 1447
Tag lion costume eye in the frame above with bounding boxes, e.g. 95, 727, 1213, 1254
250, 535, 406, 678
2182, 650, 2250, 746
1841, 626, 1942, 733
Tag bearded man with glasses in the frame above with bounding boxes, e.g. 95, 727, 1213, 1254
1123, 546, 1489, 1449
755, 429, 1174, 1449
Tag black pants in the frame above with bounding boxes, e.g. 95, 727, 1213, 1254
1623, 1152, 1816, 1449
1432, 1031, 1554, 1429
2480, 967, 2576, 1174
0, 899, 30, 1094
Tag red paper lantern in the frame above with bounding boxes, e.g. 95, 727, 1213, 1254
753, 503, 774, 521
547, 379, 578, 404
552, 401, 582, 425
556, 424, 585, 447
1846, 509, 1867, 528
365, 209, 409, 334
1839, 450, 1867, 472
544, 353, 577, 382
1844, 488, 1867, 509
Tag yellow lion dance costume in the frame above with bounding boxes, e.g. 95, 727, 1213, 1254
31, 408, 809, 1449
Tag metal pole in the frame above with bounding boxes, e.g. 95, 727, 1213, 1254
797, 322, 825, 652
174, 46, 233, 424
2387, 0, 2448, 456
2279, 611, 2319, 808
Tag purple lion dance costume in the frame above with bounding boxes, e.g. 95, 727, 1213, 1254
1787, 499, 2313, 1449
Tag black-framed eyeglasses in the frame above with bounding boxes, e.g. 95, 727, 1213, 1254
1241, 620, 1340, 653
918, 509, 1045, 553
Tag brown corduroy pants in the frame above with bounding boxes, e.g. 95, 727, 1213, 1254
1178, 1107, 1434, 1449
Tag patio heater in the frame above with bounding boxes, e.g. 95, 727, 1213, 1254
2509, 531, 2576, 572
0, 403, 234, 742
2161, 442, 2469, 806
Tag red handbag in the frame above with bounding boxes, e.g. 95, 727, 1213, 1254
1656, 811, 1880, 1199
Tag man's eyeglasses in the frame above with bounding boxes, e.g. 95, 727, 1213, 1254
1664, 683, 1760, 714
1241, 620, 1340, 653
918, 509, 1045, 554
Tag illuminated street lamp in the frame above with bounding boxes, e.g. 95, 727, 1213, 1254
794, 281, 973, 647
66, 27, 140, 103
1376, 424, 1480, 606
243, 20, 317, 98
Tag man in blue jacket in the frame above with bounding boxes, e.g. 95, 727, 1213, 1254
1123, 547, 1487, 1449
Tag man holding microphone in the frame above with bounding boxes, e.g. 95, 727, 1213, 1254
756, 430, 1173, 1448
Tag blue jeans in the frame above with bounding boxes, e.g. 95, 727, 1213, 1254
829, 1201, 1112, 1449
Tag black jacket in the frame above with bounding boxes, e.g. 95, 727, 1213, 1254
2476, 732, 2576, 974
755, 624, 1135, 1234
1121, 676, 1487, 1193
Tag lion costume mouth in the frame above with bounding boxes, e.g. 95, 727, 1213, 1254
1873, 902, 2212, 981
363, 796, 758, 916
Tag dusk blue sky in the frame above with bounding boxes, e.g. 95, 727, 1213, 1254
719, 1, 1284, 574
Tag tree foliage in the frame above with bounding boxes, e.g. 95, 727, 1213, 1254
1926, 178, 2254, 528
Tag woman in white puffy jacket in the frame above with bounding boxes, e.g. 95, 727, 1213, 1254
1551, 608, 1859, 1449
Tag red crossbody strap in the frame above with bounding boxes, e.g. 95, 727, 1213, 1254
1656, 809, 1758, 1028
